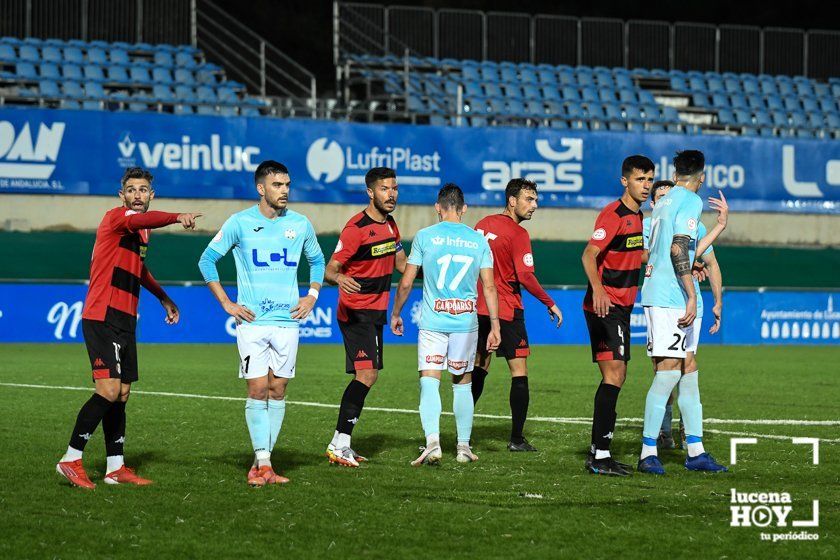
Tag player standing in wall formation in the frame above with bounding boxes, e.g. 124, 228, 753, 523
642, 180, 728, 450
471, 178, 563, 452
390, 183, 501, 465
324, 167, 407, 468
637, 150, 729, 475
198, 160, 325, 487
56, 167, 202, 489
581, 155, 654, 477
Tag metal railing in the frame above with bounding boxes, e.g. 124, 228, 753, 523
335, 1, 840, 79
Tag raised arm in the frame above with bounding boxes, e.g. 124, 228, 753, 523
694, 191, 728, 258
113, 210, 203, 233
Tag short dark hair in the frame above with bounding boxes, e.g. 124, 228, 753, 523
254, 160, 289, 185
653, 179, 675, 190
505, 178, 537, 203
365, 167, 396, 189
120, 167, 153, 189
437, 183, 465, 211
621, 155, 655, 177
673, 150, 705, 177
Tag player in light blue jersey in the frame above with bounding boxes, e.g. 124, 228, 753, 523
391, 184, 501, 465
198, 160, 325, 487
638, 151, 729, 475
642, 180, 727, 450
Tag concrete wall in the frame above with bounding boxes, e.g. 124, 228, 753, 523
1, 194, 838, 247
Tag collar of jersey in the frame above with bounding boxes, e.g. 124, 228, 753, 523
251, 205, 289, 225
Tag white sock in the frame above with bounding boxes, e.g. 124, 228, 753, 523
426, 433, 440, 449
256, 450, 271, 467
336, 432, 351, 449
61, 446, 83, 462
106, 455, 124, 473
640, 444, 658, 460
330, 430, 340, 447
687, 441, 706, 457
594, 449, 610, 460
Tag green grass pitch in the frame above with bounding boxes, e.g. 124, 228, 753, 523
0, 343, 837, 559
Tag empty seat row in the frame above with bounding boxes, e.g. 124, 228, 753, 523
0, 44, 200, 68
3, 61, 224, 86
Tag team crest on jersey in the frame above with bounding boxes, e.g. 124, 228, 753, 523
434, 298, 475, 315
523, 253, 534, 267
687, 218, 697, 230
625, 235, 643, 249
334, 239, 343, 253
592, 228, 607, 241
212, 229, 223, 243
285, 228, 296, 240
371, 241, 396, 256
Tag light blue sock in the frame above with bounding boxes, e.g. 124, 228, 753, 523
245, 398, 270, 457
419, 377, 441, 439
643, 370, 681, 443
661, 402, 673, 435
678, 371, 704, 452
267, 398, 286, 451
452, 382, 474, 444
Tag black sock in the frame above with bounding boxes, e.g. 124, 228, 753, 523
590, 383, 621, 455
68, 393, 114, 452
102, 401, 126, 457
471, 366, 489, 404
509, 376, 529, 443
336, 379, 370, 435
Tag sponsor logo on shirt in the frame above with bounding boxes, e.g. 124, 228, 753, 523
425, 354, 445, 364
371, 241, 397, 257
139, 245, 147, 259
625, 235, 643, 249
592, 228, 607, 241
434, 298, 475, 315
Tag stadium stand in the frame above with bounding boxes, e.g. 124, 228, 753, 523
0, 36, 272, 116
340, 54, 840, 138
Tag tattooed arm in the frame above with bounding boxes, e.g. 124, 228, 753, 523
671, 234, 696, 328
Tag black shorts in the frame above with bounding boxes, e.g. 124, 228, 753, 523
339, 320, 384, 374
477, 309, 530, 360
584, 306, 632, 363
82, 319, 138, 383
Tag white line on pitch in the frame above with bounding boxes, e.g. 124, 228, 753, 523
2, 382, 838, 443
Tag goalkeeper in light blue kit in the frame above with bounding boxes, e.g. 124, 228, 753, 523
637, 151, 728, 475
391, 184, 501, 466
198, 160, 325, 487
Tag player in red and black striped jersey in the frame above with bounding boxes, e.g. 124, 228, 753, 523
473, 178, 563, 452
581, 155, 653, 476
324, 167, 407, 467
56, 167, 201, 489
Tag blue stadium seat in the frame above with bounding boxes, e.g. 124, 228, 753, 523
174, 103, 194, 115
87, 47, 107, 65
152, 67, 172, 84
662, 106, 680, 123
175, 85, 198, 103
624, 105, 644, 123
771, 111, 789, 127
754, 111, 773, 127
522, 84, 541, 100
603, 103, 622, 122
545, 100, 564, 117
618, 89, 636, 104
174, 68, 195, 85
746, 95, 764, 110
730, 94, 748, 110
176, 51, 197, 68
196, 67, 219, 85
42, 46, 62, 63
62, 81, 84, 99
526, 99, 545, 117
462, 65, 481, 81
575, 72, 594, 87
484, 83, 503, 98
479, 65, 498, 82
599, 88, 617, 103
154, 51, 174, 67
152, 84, 175, 103
537, 69, 557, 85
217, 86, 238, 103
783, 97, 801, 112
802, 97, 819, 112
670, 76, 688, 92
39, 79, 60, 98
819, 97, 838, 114
614, 74, 634, 89
16, 62, 37, 79
562, 86, 580, 101
63, 46, 84, 64
689, 76, 707, 92
758, 127, 776, 137
711, 93, 729, 108
641, 105, 662, 122
107, 65, 129, 82
716, 109, 735, 125
826, 113, 840, 129
19, 45, 39, 62
0, 43, 16, 62
486, 97, 506, 115
128, 92, 150, 112
733, 109, 753, 126
502, 84, 523, 99
59, 99, 81, 110
500, 66, 518, 83
580, 87, 598, 103
724, 78, 740, 93
39, 63, 60, 79
506, 99, 526, 117
765, 95, 783, 111
196, 85, 217, 102
62, 64, 83, 81
84, 64, 105, 81
584, 103, 605, 120
541, 86, 561, 101
692, 93, 709, 108
557, 71, 576, 86
110, 48, 130, 65
84, 82, 106, 99
813, 83, 830, 97
807, 113, 823, 129
777, 81, 795, 96
520, 68, 538, 84
706, 76, 724, 93
130, 65, 152, 83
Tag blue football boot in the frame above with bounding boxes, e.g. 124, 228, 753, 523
637, 455, 665, 475
685, 452, 728, 472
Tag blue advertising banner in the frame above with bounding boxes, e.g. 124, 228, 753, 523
0, 283, 837, 346
1, 107, 838, 213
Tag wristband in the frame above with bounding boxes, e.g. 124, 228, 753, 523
308, 288, 319, 300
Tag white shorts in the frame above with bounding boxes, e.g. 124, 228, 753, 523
417, 329, 478, 375
644, 306, 701, 358
236, 324, 299, 379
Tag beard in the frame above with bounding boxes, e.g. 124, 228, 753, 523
373, 196, 395, 215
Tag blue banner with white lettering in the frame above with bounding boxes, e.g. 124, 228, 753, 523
1, 283, 837, 345
1, 106, 838, 213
